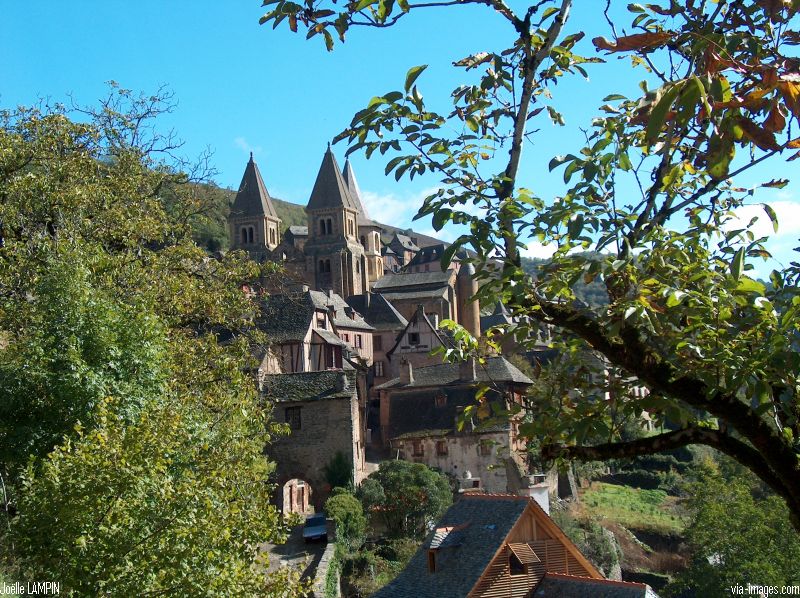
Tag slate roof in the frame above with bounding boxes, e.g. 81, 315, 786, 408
309, 290, 374, 332
481, 302, 515, 333
387, 387, 511, 441
342, 158, 369, 218
346, 293, 408, 332
257, 293, 317, 343
376, 356, 533, 390
533, 574, 654, 598
405, 243, 468, 269
372, 495, 531, 598
390, 232, 420, 252
372, 270, 453, 292
231, 154, 280, 219
288, 225, 308, 237
261, 370, 357, 403
307, 146, 358, 212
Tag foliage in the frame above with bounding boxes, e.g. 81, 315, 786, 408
259, 0, 800, 527
356, 460, 451, 538
666, 463, 800, 597
325, 491, 367, 551
324, 451, 354, 491
340, 538, 419, 597
551, 507, 620, 578
0, 92, 299, 595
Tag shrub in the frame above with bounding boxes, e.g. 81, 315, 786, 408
325, 491, 366, 551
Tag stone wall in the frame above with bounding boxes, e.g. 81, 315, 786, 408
270, 395, 359, 511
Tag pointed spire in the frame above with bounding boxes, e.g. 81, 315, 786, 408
231, 155, 279, 218
342, 158, 369, 219
307, 145, 357, 212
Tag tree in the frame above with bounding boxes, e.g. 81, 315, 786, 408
667, 461, 800, 596
356, 461, 451, 538
259, 1, 800, 528
0, 93, 301, 594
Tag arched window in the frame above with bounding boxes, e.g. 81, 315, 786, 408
319, 259, 326, 273
320, 219, 327, 235
327, 218, 333, 235
241, 227, 249, 244
360, 235, 366, 247
326, 259, 332, 273
248, 227, 255, 243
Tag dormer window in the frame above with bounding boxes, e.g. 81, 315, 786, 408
427, 550, 437, 573
408, 332, 420, 345
509, 552, 525, 576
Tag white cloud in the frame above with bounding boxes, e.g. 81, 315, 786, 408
520, 241, 557, 260
725, 200, 800, 240
233, 136, 263, 156
360, 187, 440, 228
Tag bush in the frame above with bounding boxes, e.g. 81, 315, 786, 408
325, 491, 366, 551
323, 452, 353, 491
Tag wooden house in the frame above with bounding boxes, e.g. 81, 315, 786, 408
373, 494, 657, 598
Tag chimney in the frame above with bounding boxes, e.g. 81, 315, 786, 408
400, 358, 414, 385
459, 356, 477, 381
364, 291, 371, 309
336, 372, 349, 392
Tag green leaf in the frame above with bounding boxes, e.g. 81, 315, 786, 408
404, 65, 428, 93
646, 82, 683, 144
731, 247, 745, 280
762, 203, 779, 233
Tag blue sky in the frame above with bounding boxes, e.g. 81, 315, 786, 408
2, 1, 798, 271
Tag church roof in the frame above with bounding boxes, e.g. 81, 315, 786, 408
231, 154, 280, 219
307, 146, 358, 212
342, 158, 369, 218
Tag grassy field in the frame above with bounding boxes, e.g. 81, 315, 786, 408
579, 482, 686, 534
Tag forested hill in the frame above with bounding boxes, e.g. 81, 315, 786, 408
181, 184, 308, 251
520, 255, 609, 309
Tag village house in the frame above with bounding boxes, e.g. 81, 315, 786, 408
375, 357, 538, 495
373, 494, 658, 598
262, 369, 366, 514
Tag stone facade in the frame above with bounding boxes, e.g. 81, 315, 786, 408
263, 370, 365, 513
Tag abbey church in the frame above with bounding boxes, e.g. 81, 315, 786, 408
228, 145, 481, 334
228, 147, 546, 516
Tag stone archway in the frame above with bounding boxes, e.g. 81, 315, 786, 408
282, 478, 314, 515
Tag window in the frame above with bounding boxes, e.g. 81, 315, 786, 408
435, 393, 447, 408
269, 228, 276, 245
285, 407, 302, 430
326, 259, 331, 273
436, 440, 448, 456
374, 336, 383, 351
412, 440, 424, 457
374, 360, 384, 377
342, 333, 350, 343
509, 552, 525, 576
480, 440, 492, 456
408, 332, 420, 345
327, 218, 333, 235
355, 334, 362, 348
361, 235, 366, 247
316, 314, 327, 329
